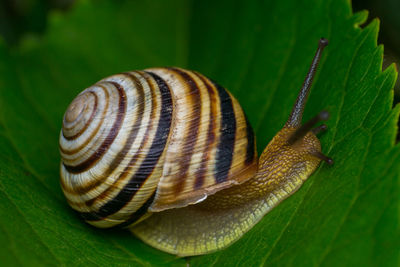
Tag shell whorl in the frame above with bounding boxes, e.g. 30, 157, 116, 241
59, 68, 257, 228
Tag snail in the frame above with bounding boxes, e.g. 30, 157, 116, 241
59, 38, 332, 256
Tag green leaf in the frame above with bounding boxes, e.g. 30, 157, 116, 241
0, 0, 398, 266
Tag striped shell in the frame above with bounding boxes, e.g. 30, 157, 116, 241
60, 68, 258, 228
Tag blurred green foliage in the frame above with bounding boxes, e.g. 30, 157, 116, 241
0, 0, 73, 45
1, 0, 398, 96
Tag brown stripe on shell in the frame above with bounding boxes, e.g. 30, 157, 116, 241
168, 68, 202, 196
117, 192, 156, 228
60, 85, 110, 156
84, 71, 158, 207
63, 81, 127, 174
192, 72, 218, 190
66, 73, 146, 195
62, 92, 98, 140
213, 81, 236, 184
244, 114, 256, 165
60, 86, 112, 194
81, 71, 173, 222
62, 93, 93, 131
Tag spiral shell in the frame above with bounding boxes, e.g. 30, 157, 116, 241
59, 68, 257, 228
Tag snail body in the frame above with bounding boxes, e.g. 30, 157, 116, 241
60, 39, 332, 256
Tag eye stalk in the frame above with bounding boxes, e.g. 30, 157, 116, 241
287, 110, 329, 146
284, 38, 333, 165
287, 110, 333, 165
311, 150, 334, 165
286, 38, 329, 127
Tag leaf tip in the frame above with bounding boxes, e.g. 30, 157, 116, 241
353, 10, 369, 28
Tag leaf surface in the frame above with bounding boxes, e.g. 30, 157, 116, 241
0, 0, 398, 266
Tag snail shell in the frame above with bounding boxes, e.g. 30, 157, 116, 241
60, 67, 257, 228
60, 39, 331, 256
